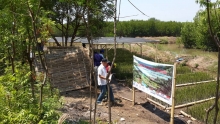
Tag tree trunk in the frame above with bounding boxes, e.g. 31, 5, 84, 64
65, 4, 70, 47
39, 72, 47, 110
27, 29, 35, 98
50, 34, 61, 46
27, 0, 48, 110
205, 1, 220, 123
62, 18, 64, 46
213, 48, 220, 123
70, 21, 80, 46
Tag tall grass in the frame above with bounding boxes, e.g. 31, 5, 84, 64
187, 100, 220, 123
176, 72, 214, 84
175, 81, 216, 105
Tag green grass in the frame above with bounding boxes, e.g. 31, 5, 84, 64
176, 72, 214, 85
176, 66, 192, 74
175, 81, 216, 105
187, 100, 220, 123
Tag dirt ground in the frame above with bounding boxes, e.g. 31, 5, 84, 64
58, 83, 198, 124
59, 80, 203, 124
57, 37, 217, 124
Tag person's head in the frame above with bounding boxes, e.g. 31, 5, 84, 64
107, 61, 112, 66
100, 49, 104, 54
101, 58, 108, 66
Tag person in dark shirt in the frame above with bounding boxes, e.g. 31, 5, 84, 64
94, 51, 103, 67
94, 51, 104, 76
99, 49, 104, 58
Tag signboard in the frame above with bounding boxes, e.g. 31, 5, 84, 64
133, 55, 174, 105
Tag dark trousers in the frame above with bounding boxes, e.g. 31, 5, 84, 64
97, 85, 114, 103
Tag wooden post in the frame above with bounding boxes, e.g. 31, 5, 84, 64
132, 86, 135, 106
170, 63, 177, 124
129, 44, 131, 52
107, 82, 111, 122
140, 43, 142, 57
105, 45, 108, 59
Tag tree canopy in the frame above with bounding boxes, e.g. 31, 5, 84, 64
105, 18, 183, 37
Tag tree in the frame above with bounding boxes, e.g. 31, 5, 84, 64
103, 19, 183, 37
180, 22, 196, 48
0, 0, 60, 123
196, 0, 220, 123
50, 0, 114, 46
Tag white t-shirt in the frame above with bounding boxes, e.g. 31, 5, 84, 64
97, 64, 107, 85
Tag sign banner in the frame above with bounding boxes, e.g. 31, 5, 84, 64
133, 55, 174, 105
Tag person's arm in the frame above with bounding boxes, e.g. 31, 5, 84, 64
99, 74, 106, 80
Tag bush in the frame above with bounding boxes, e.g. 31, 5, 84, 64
159, 38, 169, 44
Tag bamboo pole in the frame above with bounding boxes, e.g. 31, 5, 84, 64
105, 44, 108, 59
107, 45, 114, 51
119, 95, 133, 102
170, 63, 177, 124
129, 44, 131, 52
140, 43, 142, 57
132, 86, 135, 106
180, 110, 196, 121
176, 80, 215, 87
155, 43, 157, 62
167, 97, 215, 110
146, 98, 166, 109
106, 1, 117, 123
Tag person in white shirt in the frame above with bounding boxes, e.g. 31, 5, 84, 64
97, 58, 114, 105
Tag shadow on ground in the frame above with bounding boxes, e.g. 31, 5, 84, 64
141, 102, 186, 124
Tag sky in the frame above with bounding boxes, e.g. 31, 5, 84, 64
116, 0, 202, 22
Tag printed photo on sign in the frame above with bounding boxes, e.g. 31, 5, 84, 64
133, 55, 174, 105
